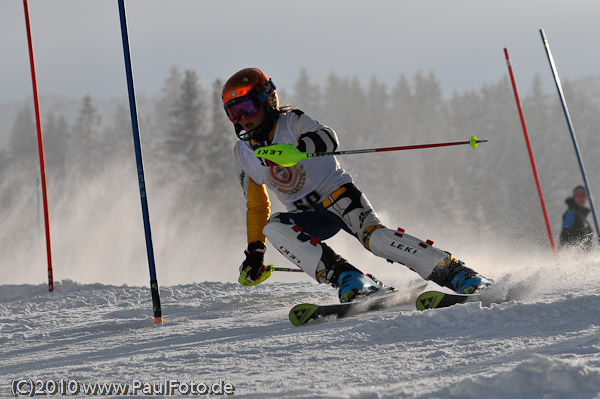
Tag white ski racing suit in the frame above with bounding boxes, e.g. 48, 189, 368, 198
234, 109, 449, 284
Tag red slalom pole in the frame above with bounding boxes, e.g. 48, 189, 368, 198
504, 48, 556, 254
23, 0, 54, 290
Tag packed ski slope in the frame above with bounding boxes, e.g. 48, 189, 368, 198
1, 251, 600, 398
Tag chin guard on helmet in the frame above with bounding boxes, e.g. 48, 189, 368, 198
235, 109, 277, 144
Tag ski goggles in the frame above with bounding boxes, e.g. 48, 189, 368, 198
224, 96, 261, 122
224, 79, 276, 122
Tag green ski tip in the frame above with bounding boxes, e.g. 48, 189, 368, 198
416, 291, 446, 310
289, 303, 319, 326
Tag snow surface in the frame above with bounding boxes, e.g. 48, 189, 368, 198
2, 251, 600, 398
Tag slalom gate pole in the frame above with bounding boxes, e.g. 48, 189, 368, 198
540, 29, 600, 244
504, 48, 556, 254
118, 0, 162, 324
23, 0, 54, 292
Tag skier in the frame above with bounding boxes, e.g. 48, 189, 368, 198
559, 185, 594, 250
223, 67, 492, 303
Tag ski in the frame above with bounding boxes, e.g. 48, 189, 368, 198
289, 289, 402, 327
415, 290, 480, 311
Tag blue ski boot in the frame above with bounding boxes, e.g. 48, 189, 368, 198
451, 269, 492, 294
428, 255, 492, 294
337, 270, 382, 303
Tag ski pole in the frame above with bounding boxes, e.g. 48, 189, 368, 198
255, 136, 487, 167
238, 264, 303, 286
267, 265, 304, 273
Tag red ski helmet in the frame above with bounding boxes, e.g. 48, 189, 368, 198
222, 68, 278, 122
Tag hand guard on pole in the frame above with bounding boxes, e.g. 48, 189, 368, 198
238, 242, 272, 286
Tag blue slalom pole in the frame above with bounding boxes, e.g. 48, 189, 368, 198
539, 29, 600, 245
118, 0, 162, 323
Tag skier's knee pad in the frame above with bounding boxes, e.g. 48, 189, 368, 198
322, 183, 384, 247
368, 227, 448, 279
263, 215, 332, 283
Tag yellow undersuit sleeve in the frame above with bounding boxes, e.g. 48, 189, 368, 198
246, 178, 271, 244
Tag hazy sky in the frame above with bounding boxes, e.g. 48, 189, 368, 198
2, 0, 600, 103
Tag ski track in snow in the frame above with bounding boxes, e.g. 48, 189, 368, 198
2, 257, 600, 398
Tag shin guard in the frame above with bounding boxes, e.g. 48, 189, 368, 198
263, 219, 340, 284
368, 227, 448, 279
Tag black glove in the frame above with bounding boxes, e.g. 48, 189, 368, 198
239, 241, 267, 283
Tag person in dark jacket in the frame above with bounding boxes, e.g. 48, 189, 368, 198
559, 185, 594, 250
